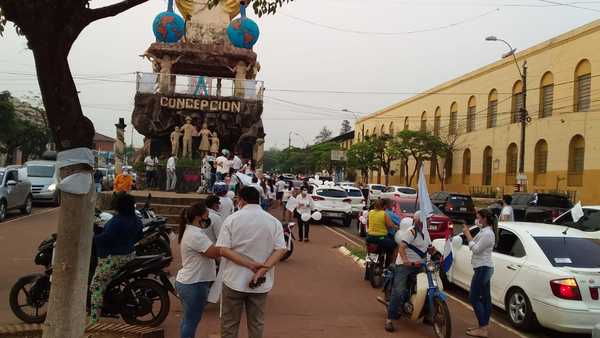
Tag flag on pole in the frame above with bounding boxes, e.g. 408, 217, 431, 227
417, 165, 433, 242
442, 232, 454, 273
571, 201, 584, 223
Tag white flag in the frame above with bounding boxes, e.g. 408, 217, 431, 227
571, 201, 584, 223
418, 165, 432, 242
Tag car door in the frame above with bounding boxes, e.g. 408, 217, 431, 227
491, 229, 527, 304
451, 227, 480, 289
4, 170, 19, 209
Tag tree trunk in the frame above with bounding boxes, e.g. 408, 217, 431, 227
409, 161, 420, 186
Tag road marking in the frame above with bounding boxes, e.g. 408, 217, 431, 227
1, 207, 59, 224
324, 224, 532, 338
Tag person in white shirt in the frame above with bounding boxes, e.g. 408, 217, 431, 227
213, 182, 235, 220
232, 154, 243, 172
216, 187, 287, 338
204, 194, 224, 242
274, 177, 287, 208
499, 195, 515, 222
176, 202, 220, 338
462, 209, 496, 338
144, 155, 158, 189
294, 188, 315, 242
166, 155, 177, 191
216, 149, 232, 181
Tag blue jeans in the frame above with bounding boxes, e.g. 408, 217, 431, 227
469, 266, 494, 326
175, 281, 211, 338
387, 264, 419, 320
95, 183, 102, 193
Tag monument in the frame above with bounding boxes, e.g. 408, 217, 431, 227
132, 0, 265, 164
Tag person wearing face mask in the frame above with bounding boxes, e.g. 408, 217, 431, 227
204, 194, 224, 243
294, 188, 314, 242
176, 202, 221, 338
214, 182, 235, 220
463, 209, 496, 338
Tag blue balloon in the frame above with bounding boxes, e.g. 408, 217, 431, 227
152, 11, 185, 43
227, 4, 260, 49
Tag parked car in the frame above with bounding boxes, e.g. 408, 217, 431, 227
489, 192, 573, 223
393, 196, 453, 240
311, 186, 353, 227
336, 181, 356, 188
367, 184, 386, 200
25, 160, 59, 205
380, 185, 417, 200
430, 191, 476, 225
0, 166, 33, 222
343, 186, 366, 215
552, 205, 600, 239
433, 222, 600, 333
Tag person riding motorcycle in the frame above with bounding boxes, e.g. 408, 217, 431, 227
366, 199, 399, 267
90, 192, 143, 324
385, 210, 432, 332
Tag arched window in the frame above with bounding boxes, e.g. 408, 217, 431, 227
487, 89, 498, 128
534, 139, 548, 186
511, 80, 524, 123
482, 146, 493, 185
505, 143, 518, 185
420, 111, 427, 132
444, 152, 453, 184
389, 121, 395, 135
574, 59, 592, 112
381, 124, 386, 135
404, 117, 409, 130
568, 135, 585, 186
539, 72, 554, 118
365, 129, 370, 138
373, 126, 377, 136
462, 149, 471, 184
467, 96, 476, 133
449, 102, 458, 135
434, 107, 441, 136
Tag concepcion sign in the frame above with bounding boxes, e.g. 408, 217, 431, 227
159, 96, 242, 113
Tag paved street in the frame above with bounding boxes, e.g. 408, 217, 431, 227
0, 207, 533, 338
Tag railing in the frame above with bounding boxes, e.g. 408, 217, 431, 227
470, 185, 504, 198
135, 72, 264, 100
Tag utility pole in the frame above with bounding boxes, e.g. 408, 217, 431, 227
518, 61, 529, 191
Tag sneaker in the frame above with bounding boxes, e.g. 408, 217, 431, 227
384, 320, 395, 332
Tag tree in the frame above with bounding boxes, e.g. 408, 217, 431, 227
340, 119, 352, 135
307, 142, 339, 173
314, 126, 333, 143
395, 129, 447, 186
371, 135, 405, 186
435, 133, 461, 191
347, 139, 377, 184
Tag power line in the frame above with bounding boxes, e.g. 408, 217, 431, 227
537, 0, 600, 12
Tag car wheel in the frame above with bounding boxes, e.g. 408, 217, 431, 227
53, 192, 61, 207
20, 195, 33, 215
0, 200, 6, 222
506, 288, 537, 331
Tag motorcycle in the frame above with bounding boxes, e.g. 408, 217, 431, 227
280, 222, 295, 262
377, 254, 452, 338
364, 242, 389, 288
9, 233, 175, 326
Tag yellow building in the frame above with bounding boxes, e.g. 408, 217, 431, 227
356, 19, 600, 203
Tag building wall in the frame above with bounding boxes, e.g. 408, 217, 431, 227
355, 19, 600, 203
94, 141, 115, 152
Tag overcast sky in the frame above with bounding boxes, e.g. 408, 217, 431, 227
0, 0, 598, 149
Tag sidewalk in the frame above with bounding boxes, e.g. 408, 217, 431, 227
163, 223, 525, 338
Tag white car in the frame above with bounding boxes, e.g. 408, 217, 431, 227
367, 184, 386, 200
337, 181, 356, 188
433, 222, 600, 333
343, 186, 366, 215
311, 186, 353, 227
552, 205, 600, 239
380, 185, 417, 200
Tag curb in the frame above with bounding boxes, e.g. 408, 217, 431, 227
337, 246, 366, 268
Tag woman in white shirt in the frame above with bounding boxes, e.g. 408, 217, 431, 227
294, 188, 315, 242
176, 202, 220, 338
462, 208, 496, 338
499, 195, 515, 222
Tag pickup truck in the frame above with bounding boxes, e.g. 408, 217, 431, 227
0, 166, 33, 222
489, 192, 573, 223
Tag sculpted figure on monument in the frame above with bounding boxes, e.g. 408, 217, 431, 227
176, 0, 240, 44
170, 126, 181, 156
198, 122, 212, 157
143, 52, 182, 94
210, 131, 221, 156
232, 61, 247, 98
181, 116, 196, 158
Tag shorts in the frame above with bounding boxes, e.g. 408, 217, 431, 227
276, 192, 284, 200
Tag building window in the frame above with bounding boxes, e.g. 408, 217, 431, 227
420, 111, 427, 132
381, 124, 386, 135
373, 127, 377, 136
462, 149, 471, 184
482, 146, 493, 186
467, 96, 476, 133
404, 117, 409, 130
430, 156, 437, 184
539, 72, 554, 118
434, 107, 441, 136
449, 102, 458, 135
534, 139, 548, 186
505, 143, 518, 186
574, 59, 592, 112
568, 135, 585, 186
389, 122, 394, 135
365, 129, 370, 138
487, 89, 498, 128
444, 152, 453, 184
511, 80, 524, 123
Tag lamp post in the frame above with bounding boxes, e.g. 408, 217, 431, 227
486, 36, 529, 191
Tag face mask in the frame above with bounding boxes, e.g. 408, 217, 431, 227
202, 218, 212, 228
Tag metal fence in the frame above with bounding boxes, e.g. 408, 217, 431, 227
469, 186, 504, 199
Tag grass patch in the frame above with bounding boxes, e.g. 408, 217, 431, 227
347, 244, 366, 260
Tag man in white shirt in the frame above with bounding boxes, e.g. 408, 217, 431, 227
144, 155, 158, 189
216, 149, 232, 181
216, 187, 287, 338
213, 182, 235, 220
499, 195, 515, 222
166, 155, 177, 191
204, 195, 224, 242
274, 177, 287, 208
232, 153, 243, 172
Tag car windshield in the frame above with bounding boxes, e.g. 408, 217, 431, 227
371, 185, 386, 191
317, 189, 348, 198
448, 195, 473, 207
397, 200, 444, 215
554, 209, 600, 232
27, 165, 55, 178
538, 194, 572, 208
398, 187, 417, 194
534, 237, 600, 268
346, 189, 363, 197
512, 194, 534, 205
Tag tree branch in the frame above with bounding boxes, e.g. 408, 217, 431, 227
85, 0, 149, 22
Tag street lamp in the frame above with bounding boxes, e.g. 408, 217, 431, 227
486, 36, 529, 191
288, 131, 308, 149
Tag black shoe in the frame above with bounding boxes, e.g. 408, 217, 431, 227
384, 320, 395, 332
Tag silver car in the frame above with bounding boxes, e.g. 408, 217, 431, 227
25, 160, 60, 205
0, 166, 33, 222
